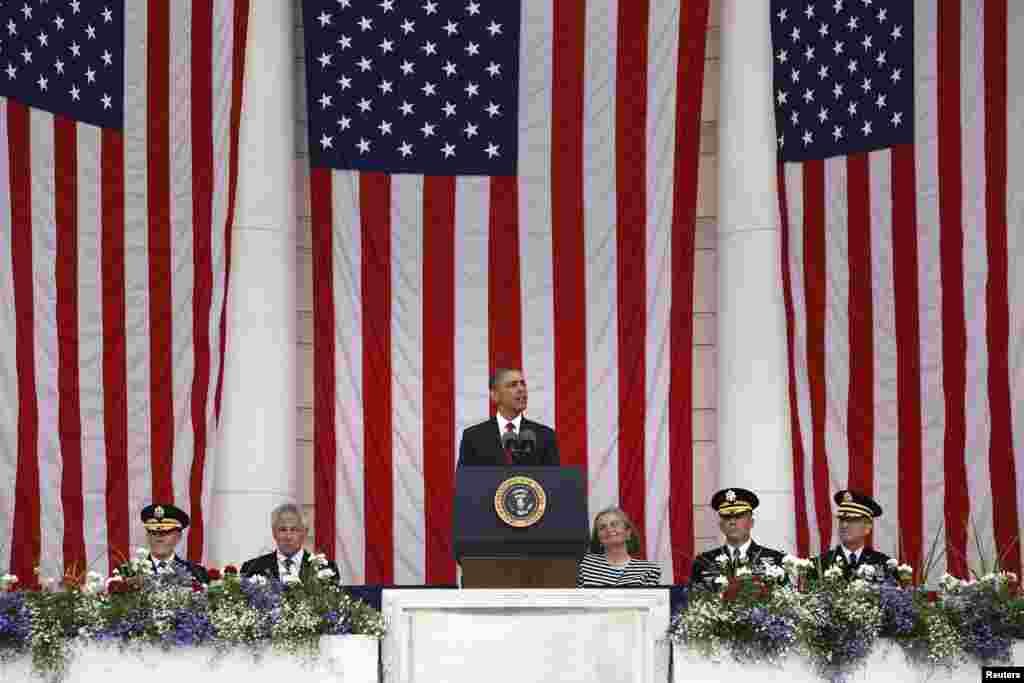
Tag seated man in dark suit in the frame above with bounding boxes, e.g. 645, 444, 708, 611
811, 490, 891, 580
141, 503, 210, 584
241, 503, 340, 582
457, 367, 559, 467
689, 488, 787, 589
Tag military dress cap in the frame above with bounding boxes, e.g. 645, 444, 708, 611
834, 490, 883, 519
710, 488, 759, 517
141, 503, 190, 532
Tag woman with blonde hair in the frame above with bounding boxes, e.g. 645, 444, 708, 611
576, 506, 661, 587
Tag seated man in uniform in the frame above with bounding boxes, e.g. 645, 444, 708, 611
812, 490, 891, 580
141, 503, 210, 584
689, 487, 787, 588
241, 503, 340, 582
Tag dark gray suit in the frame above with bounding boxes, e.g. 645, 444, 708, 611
457, 416, 559, 467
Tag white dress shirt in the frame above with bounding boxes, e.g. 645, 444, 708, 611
724, 539, 753, 562
496, 412, 523, 438
277, 549, 306, 580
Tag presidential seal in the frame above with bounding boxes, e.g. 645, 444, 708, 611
494, 476, 547, 528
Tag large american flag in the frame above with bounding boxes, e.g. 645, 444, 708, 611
302, 0, 712, 584
0, 0, 250, 583
774, 0, 1023, 580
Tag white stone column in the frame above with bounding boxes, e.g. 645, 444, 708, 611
208, 0, 298, 567
716, 0, 795, 552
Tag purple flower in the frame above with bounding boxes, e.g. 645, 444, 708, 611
878, 585, 917, 636
0, 592, 31, 652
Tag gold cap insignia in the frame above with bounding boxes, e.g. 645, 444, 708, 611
725, 489, 736, 502
154, 505, 165, 519
842, 492, 852, 503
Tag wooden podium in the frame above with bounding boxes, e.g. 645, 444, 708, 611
453, 466, 588, 589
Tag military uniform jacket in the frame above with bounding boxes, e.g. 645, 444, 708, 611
240, 551, 341, 583
811, 546, 892, 581
689, 540, 787, 589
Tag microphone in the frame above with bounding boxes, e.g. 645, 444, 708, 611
501, 430, 517, 453
517, 429, 537, 455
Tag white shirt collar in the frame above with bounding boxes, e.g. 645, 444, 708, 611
841, 545, 862, 563
277, 549, 305, 576
496, 412, 523, 436
725, 539, 753, 560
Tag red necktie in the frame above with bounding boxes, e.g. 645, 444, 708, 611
504, 423, 515, 464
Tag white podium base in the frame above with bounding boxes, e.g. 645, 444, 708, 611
381, 589, 670, 683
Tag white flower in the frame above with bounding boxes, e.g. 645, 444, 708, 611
249, 575, 268, 586
939, 572, 963, 591
799, 558, 813, 569
735, 566, 752, 577
134, 547, 150, 560
765, 564, 786, 579
317, 567, 336, 580
824, 565, 843, 580
282, 574, 301, 585
715, 553, 729, 566
856, 564, 877, 578
105, 575, 124, 588
782, 554, 800, 566
885, 558, 898, 568
714, 575, 729, 586
0, 573, 18, 586
897, 563, 913, 575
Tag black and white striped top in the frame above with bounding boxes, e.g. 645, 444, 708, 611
576, 553, 662, 587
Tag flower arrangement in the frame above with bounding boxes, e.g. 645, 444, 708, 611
670, 557, 1023, 683
0, 550, 386, 680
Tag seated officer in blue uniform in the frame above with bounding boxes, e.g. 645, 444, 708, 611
811, 490, 891, 580
141, 503, 210, 584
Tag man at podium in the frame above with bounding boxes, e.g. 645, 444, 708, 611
457, 368, 559, 467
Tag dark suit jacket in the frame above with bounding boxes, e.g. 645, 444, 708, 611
152, 555, 210, 584
689, 540, 787, 589
457, 416, 559, 467
240, 550, 341, 582
811, 546, 892, 580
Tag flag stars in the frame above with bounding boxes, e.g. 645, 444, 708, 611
378, 120, 392, 135
804, 4, 815, 20
319, 93, 333, 109
484, 142, 499, 158
790, 67, 800, 83
891, 25, 903, 40
790, 110, 799, 125
861, 34, 873, 51
400, 60, 414, 76
20, 46, 31, 63
466, 1, 480, 16
317, 11, 332, 27
338, 115, 351, 130
400, 19, 415, 34
5, 63, 15, 79
890, 67, 902, 82
833, 40, 845, 55
54, 58, 64, 74
486, 62, 501, 77
846, 15, 859, 30
68, 84, 80, 100
891, 112, 903, 126
37, 31, 48, 47
441, 142, 455, 158
777, 89, 788, 105
338, 35, 352, 49
357, 137, 371, 154
318, 52, 332, 68
442, 61, 457, 77
464, 81, 479, 97
464, 122, 478, 137
486, 21, 502, 36
20, 4, 32, 20
54, 15, 65, 30
443, 20, 458, 36
802, 87, 814, 103
832, 82, 844, 99
776, 49, 788, 64
420, 121, 436, 137
357, 56, 372, 72
85, 66, 95, 82
37, 74, 47, 90
485, 101, 501, 117
861, 120, 873, 135
875, 50, 887, 66
802, 130, 813, 146
398, 141, 413, 157
847, 58, 858, 73
100, 50, 112, 66
358, 16, 372, 31
7, 19, 17, 36
818, 22, 830, 37
777, 7, 788, 22
399, 100, 414, 115
379, 39, 393, 54
422, 41, 437, 55
832, 125, 844, 141
379, 0, 395, 12
100, 93, 111, 110
378, 79, 393, 94
877, 8, 887, 22
875, 93, 887, 108
804, 45, 815, 61
817, 65, 829, 80
421, 81, 436, 96
102, 6, 113, 23
70, 0, 81, 14
861, 76, 872, 92
423, 1, 438, 15
817, 106, 829, 123
338, 0, 351, 7
357, 97, 372, 112
790, 26, 801, 42
69, 41, 80, 57
338, 75, 352, 89
85, 24, 96, 39
465, 41, 480, 56
847, 100, 858, 116
442, 100, 456, 117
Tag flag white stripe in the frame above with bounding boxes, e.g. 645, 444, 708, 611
912, 0, 948, 577
453, 176, 490, 466
1008, 2, 1024, 564
959, 0, 995, 571
644, 0, 679, 580
517, 0, 556, 428
390, 175, 425, 584
868, 149, 900, 558
822, 156, 850, 515
77, 122, 110, 577
583, 0, 620, 522
169, 0, 197, 543
331, 170, 365, 584
30, 109, 63, 579
124, 0, 153, 552
0, 103, 17, 571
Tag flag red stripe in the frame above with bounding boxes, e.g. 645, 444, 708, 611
8, 101, 41, 587
551, 0, 588, 473
936, 0, 969, 578
983, 0, 1020, 579
778, 163, 811, 558
188, 0, 215, 563
101, 129, 129, 570
615, 0, 649, 554
360, 172, 394, 583
487, 175, 522, 384
802, 160, 832, 553
668, 0, 708, 578
54, 115, 86, 573
845, 153, 873, 497
147, 0, 174, 503
423, 176, 456, 585
890, 144, 923, 575
214, 0, 251, 424
310, 167, 337, 560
